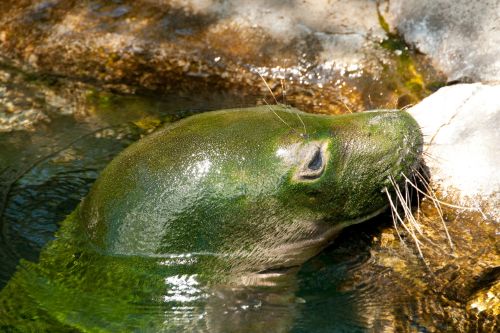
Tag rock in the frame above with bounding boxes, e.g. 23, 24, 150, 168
0, 0, 443, 113
409, 83, 500, 217
384, 0, 500, 83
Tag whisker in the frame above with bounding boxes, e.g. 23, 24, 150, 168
281, 78, 287, 106
258, 72, 279, 105
389, 176, 423, 235
384, 184, 425, 260
400, 103, 415, 111
391, 176, 448, 256
294, 110, 307, 137
262, 99, 295, 131
413, 173, 421, 221
404, 177, 411, 216
260, 72, 307, 136
339, 99, 353, 113
384, 187, 405, 246
410, 168, 476, 211
400, 175, 448, 250
281, 75, 307, 136
422, 151, 443, 163
417, 165, 431, 180
408, 170, 454, 250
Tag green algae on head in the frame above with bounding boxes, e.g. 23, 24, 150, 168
0, 106, 422, 331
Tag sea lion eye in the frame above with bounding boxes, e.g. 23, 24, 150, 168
294, 141, 328, 181
307, 149, 323, 171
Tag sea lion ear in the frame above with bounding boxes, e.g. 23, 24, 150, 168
295, 141, 329, 181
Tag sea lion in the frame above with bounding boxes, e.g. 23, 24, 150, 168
0, 105, 422, 332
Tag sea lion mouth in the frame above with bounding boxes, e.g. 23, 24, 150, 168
258, 265, 300, 275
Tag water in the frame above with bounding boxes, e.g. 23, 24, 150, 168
0, 66, 497, 332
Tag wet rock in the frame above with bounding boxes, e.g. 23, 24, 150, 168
374, 6, 500, 319
383, 0, 500, 83
0, 0, 443, 113
0, 63, 98, 132
0, 62, 260, 132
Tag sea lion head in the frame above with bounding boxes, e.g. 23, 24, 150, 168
277, 109, 422, 224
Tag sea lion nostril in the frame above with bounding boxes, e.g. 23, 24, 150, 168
308, 148, 323, 171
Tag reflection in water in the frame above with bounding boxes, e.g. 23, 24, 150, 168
1, 219, 301, 332
164, 274, 205, 303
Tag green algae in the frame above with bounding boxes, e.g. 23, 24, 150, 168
376, 11, 446, 108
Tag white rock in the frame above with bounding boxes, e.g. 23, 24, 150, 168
409, 84, 500, 212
